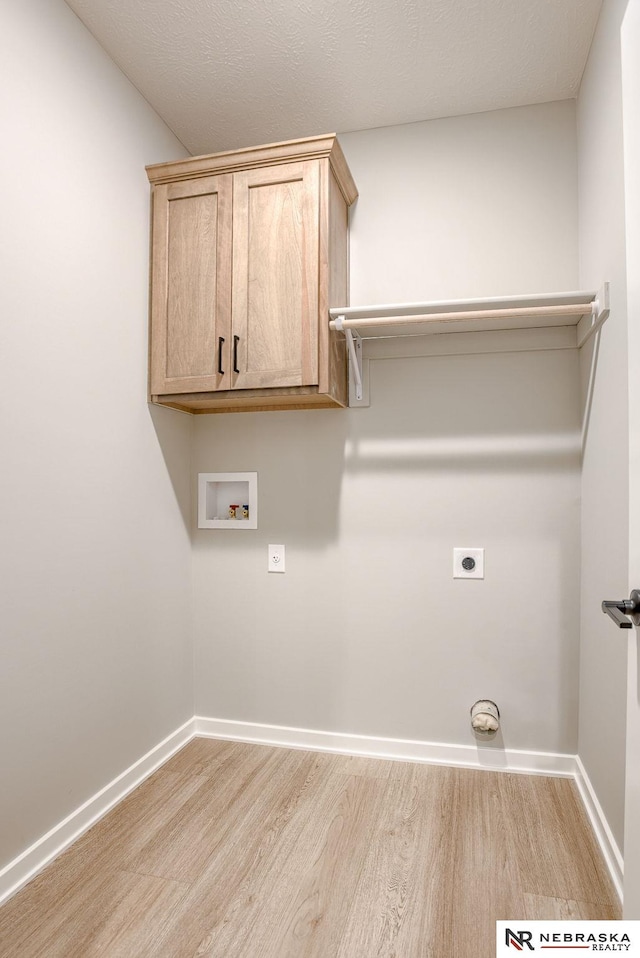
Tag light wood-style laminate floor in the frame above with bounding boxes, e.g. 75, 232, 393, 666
0, 739, 620, 958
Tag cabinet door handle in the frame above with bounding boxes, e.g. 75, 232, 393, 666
218, 337, 225, 375
233, 335, 240, 374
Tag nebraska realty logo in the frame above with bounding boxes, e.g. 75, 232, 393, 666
497, 922, 640, 954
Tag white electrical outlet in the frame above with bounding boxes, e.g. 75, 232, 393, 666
453, 547, 484, 579
268, 544, 285, 573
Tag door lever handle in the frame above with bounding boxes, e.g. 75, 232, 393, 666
602, 590, 640, 628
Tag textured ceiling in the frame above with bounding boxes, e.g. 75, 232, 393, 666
64, 0, 602, 156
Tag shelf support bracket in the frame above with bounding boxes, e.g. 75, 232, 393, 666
577, 282, 611, 348
346, 327, 363, 402
334, 314, 363, 401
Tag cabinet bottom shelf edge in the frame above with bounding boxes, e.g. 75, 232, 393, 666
150, 390, 346, 414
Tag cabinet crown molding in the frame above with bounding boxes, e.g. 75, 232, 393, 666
146, 133, 358, 206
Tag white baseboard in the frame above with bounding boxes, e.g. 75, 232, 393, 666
0, 717, 196, 907
0, 714, 622, 910
194, 715, 577, 777
574, 755, 624, 902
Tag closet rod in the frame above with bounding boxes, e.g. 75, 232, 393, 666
330, 302, 592, 332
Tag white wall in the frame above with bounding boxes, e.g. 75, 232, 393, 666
193, 101, 582, 756
346, 102, 578, 304
577, 0, 629, 854
0, 0, 192, 870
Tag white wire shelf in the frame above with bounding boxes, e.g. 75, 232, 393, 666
329, 286, 609, 346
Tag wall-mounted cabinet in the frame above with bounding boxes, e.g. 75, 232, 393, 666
146, 135, 358, 414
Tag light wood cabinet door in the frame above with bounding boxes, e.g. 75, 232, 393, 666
230, 161, 320, 390
150, 174, 232, 395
